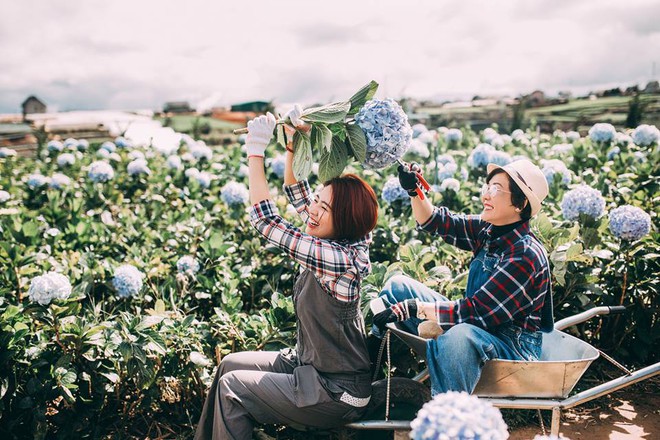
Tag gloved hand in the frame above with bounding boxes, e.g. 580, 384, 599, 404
398, 163, 422, 197
285, 104, 304, 128
246, 112, 277, 157
373, 299, 418, 330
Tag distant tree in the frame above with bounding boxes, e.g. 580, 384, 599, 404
626, 94, 648, 128
510, 98, 527, 131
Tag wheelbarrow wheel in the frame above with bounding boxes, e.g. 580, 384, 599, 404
362, 377, 431, 421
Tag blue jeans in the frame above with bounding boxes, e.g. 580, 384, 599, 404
374, 275, 543, 396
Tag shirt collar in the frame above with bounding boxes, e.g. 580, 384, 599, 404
484, 221, 530, 250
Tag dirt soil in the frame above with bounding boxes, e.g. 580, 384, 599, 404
509, 378, 660, 439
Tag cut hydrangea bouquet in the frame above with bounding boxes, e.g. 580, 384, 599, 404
234, 80, 413, 181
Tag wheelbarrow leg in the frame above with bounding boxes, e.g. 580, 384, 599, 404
550, 406, 561, 436
394, 430, 410, 440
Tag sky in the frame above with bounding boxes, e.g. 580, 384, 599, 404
1, 0, 659, 113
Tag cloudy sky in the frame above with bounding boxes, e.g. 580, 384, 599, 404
1, 0, 658, 113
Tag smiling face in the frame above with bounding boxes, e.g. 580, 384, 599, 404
480, 172, 524, 226
306, 185, 336, 239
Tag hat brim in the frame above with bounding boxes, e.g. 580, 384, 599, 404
487, 163, 542, 216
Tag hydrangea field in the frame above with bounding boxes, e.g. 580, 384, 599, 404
0, 121, 658, 438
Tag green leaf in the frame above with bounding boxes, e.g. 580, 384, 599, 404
347, 80, 379, 116
209, 233, 224, 251
301, 101, 351, 124
22, 222, 39, 238
346, 123, 367, 162
155, 299, 166, 314
318, 137, 348, 182
292, 131, 313, 181
311, 124, 333, 154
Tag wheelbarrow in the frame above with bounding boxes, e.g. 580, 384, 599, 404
346, 306, 660, 437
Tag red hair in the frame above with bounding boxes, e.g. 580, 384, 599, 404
324, 174, 378, 241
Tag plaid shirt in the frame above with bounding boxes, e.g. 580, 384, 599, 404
419, 207, 551, 332
248, 180, 371, 302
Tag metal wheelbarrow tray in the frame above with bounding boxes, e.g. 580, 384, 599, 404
347, 306, 660, 437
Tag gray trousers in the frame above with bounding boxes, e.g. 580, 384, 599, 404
194, 351, 365, 440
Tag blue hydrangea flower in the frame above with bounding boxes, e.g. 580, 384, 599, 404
167, 155, 182, 170
28, 272, 72, 305
407, 139, 430, 159
489, 150, 512, 166
561, 185, 606, 221
410, 391, 508, 440
436, 154, 455, 165
96, 148, 111, 159
412, 123, 428, 138
88, 161, 115, 183
566, 131, 580, 142
127, 159, 151, 176
355, 98, 413, 169
269, 154, 286, 178
511, 129, 525, 140
0, 190, 10, 203
631, 124, 659, 147
195, 172, 212, 188
550, 143, 573, 155
237, 133, 247, 145
57, 153, 76, 167
77, 139, 89, 151
482, 127, 499, 144
615, 132, 632, 147
445, 128, 463, 143
47, 140, 64, 153
237, 164, 250, 177
417, 130, 436, 146
382, 176, 409, 204
115, 136, 133, 148
27, 173, 49, 189
439, 178, 460, 193
185, 167, 200, 179
0, 147, 17, 157
541, 159, 571, 185
221, 181, 249, 206
100, 141, 117, 153
608, 205, 651, 241
606, 146, 621, 160
112, 264, 144, 298
437, 162, 458, 180
128, 150, 145, 161
588, 123, 616, 144
191, 143, 213, 161
491, 136, 505, 149
49, 173, 72, 189
633, 151, 647, 163
176, 255, 200, 274
467, 143, 494, 168
459, 167, 469, 181
63, 138, 78, 149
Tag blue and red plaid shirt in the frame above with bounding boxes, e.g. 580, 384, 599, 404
249, 180, 371, 303
419, 207, 551, 332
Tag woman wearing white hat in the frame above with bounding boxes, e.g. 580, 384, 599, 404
371, 159, 554, 396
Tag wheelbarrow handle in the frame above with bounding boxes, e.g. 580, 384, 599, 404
554, 306, 627, 331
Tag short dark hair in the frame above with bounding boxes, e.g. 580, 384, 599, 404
324, 174, 378, 241
486, 168, 532, 221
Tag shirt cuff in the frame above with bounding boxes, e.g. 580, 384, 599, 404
417, 207, 441, 233
249, 199, 280, 226
283, 180, 311, 204
435, 300, 457, 326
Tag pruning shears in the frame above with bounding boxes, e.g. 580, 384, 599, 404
397, 159, 431, 200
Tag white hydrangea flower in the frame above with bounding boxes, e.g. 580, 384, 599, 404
189, 351, 211, 367
57, 153, 76, 167
112, 264, 144, 298
28, 272, 72, 305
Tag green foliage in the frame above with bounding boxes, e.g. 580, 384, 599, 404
0, 120, 658, 438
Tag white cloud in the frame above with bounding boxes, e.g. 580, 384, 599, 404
0, 0, 658, 112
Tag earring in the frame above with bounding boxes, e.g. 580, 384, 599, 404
515, 208, 521, 212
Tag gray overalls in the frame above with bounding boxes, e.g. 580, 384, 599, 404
195, 269, 372, 440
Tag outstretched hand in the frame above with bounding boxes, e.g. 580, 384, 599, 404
246, 113, 277, 158
372, 299, 418, 330
398, 163, 422, 196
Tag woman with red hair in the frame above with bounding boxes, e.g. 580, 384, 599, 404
195, 107, 379, 440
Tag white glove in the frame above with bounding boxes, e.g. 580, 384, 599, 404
245, 112, 277, 157
285, 104, 304, 128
